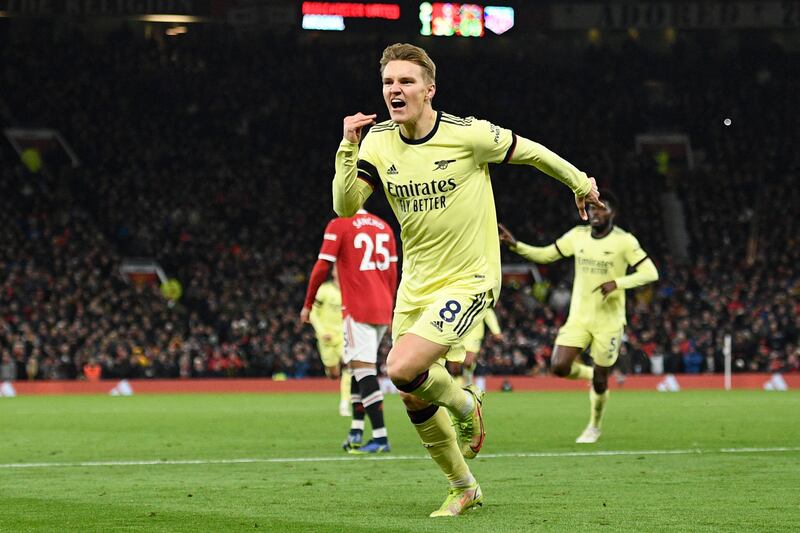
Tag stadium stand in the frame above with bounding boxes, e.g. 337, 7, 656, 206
1, 26, 797, 379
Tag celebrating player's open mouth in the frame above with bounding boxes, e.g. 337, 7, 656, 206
386, 91, 410, 118
388, 98, 406, 120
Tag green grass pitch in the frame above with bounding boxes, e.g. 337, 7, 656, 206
1, 390, 799, 532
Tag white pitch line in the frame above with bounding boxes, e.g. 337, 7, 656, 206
719, 446, 800, 453
1, 446, 799, 470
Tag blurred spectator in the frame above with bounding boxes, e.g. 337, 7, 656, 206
83, 358, 102, 382
1, 352, 17, 381
0, 26, 796, 379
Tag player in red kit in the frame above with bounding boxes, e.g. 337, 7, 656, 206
301, 209, 398, 453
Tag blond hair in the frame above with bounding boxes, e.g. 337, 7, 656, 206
379, 43, 436, 84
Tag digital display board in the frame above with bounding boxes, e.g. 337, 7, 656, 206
419, 2, 514, 37
299, 1, 514, 35
301, 2, 401, 31
302, 2, 400, 19
484, 5, 514, 35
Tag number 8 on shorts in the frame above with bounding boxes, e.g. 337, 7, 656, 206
439, 300, 462, 323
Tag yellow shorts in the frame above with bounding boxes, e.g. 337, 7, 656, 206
317, 340, 344, 368
392, 290, 492, 363
555, 320, 624, 368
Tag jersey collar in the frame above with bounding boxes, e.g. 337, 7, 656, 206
399, 110, 442, 145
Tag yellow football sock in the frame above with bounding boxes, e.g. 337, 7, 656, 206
590, 388, 609, 428
411, 362, 473, 419
414, 407, 473, 487
340, 369, 351, 405
462, 363, 476, 386
568, 362, 594, 380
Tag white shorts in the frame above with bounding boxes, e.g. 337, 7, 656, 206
343, 315, 388, 365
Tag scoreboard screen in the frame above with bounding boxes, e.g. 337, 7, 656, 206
419, 2, 483, 37
419, 2, 514, 37
299, 1, 514, 36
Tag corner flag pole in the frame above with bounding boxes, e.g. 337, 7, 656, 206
723, 334, 732, 391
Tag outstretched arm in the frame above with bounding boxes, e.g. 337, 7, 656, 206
499, 222, 564, 264
512, 241, 564, 264
333, 113, 376, 217
508, 136, 604, 220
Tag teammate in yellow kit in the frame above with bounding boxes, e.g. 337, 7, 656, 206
448, 309, 503, 387
301, 269, 351, 417
333, 43, 603, 516
499, 191, 658, 443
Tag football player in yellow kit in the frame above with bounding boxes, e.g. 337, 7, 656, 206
500, 191, 658, 443
333, 43, 603, 516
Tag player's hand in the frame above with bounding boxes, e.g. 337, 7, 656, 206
498, 223, 517, 248
343, 112, 377, 144
575, 177, 605, 221
299, 307, 311, 325
593, 280, 617, 298
492, 332, 505, 342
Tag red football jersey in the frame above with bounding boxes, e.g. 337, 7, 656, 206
318, 210, 398, 325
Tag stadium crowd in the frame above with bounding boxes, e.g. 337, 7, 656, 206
0, 26, 797, 380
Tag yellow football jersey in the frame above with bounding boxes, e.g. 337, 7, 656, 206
536, 226, 648, 328
309, 281, 343, 337
357, 113, 512, 310
334, 110, 593, 312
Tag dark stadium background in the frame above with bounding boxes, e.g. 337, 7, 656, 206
0, 0, 797, 386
